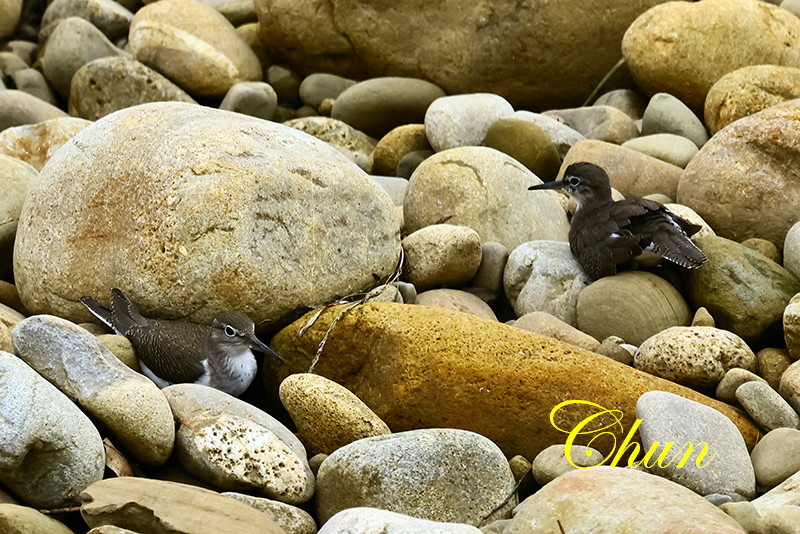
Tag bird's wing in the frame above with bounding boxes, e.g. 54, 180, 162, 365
109, 288, 149, 335
128, 321, 208, 384
622, 203, 708, 269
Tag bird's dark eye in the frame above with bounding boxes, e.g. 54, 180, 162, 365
224, 325, 236, 337
569, 177, 580, 186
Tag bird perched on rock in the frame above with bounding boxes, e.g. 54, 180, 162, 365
80, 288, 283, 396
528, 162, 707, 279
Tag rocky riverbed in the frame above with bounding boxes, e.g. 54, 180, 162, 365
3, 0, 800, 532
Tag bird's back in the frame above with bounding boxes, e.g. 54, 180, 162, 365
126, 319, 208, 384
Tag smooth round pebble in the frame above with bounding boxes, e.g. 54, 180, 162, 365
0, 90, 69, 131
372, 124, 431, 177
621, 133, 698, 168
424, 93, 514, 152
219, 81, 277, 120
396, 149, 433, 179
0, 504, 74, 534
10, 68, 57, 105
635, 326, 756, 390
0, 0, 22, 39
315, 428, 516, 525
504, 240, 591, 326
96, 334, 139, 370
469, 241, 509, 295
279, 373, 390, 455
595, 335, 634, 365
593, 89, 647, 120
299, 73, 356, 109
716, 368, 767, 404
641, 93, 708, 148
577, 271, 691, 346
785, 220, 800, 281
532, 444, 603, 486
741, 238, 781, 264
483, 118, 561, 180
511, 110, 584, 158
41, 0, 133, 41
415, 289, 497, 321
736, 381, 800, 432
751, 427, 800, 488
332, 77, 445, 138
266, 65, 301, 106
0, 155, 35, 277
404, 147, 569, 249
757, 348, 792, 390
402, 224, 482, 291
223, 492, 317, 534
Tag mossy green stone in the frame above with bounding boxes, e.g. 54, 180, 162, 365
483, 118, 561, 181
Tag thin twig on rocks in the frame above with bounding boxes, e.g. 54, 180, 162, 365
582, 57, 626, 107
302, 249, 405, 375
479, 469, 530, 526
39, 506, 81, 515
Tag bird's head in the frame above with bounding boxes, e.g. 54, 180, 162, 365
528, 161, 613, 209
211, 312, 284, 363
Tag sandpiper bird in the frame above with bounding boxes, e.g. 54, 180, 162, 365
528, 162, 707, 280
80, 288, 283, 396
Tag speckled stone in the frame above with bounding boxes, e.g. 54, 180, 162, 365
757, 348, 792, 389
736, 381, 799, 432
636, 390, 756, 498
716, 368, 767, 404
316, 428, 516, 525
531, 444, 604, 486
634, 326, 756, 390
223, 492, 317, 534
279, 373, 390, 455
162, 383, 315, 504
751, 427, 800, 488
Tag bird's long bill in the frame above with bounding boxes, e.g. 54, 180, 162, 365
528, 180, 568, 191
249, 334, 285, 363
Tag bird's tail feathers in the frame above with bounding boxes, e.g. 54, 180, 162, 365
109, 288, 148, 334
652, 233, 708, 269
79, 296, 118, 333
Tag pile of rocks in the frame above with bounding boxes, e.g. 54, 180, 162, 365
3, 0, 800, 532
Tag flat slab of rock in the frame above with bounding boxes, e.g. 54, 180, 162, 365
266, 303, 758, 460
80, 477, 285, 533
0, 352, 104, 508
13, 102, 400, 325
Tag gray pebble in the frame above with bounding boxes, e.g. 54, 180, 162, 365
219, 81, 277, 120
641, 93, 708, 148
716, 368, 767, 403
397, 149, 433, 179
751, 427, 800, 489
299, 72, 356, 109
593, 89, 647, 120
736, 381, 800, 432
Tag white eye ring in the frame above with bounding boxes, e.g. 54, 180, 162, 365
224, 325, 236, 337
569, 177, 580, 186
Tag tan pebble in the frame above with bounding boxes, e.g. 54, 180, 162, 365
757, 348, 792, 390
691, 306, 716, 327
97, 334, 140, 371
741, 237, 781, 264
279, 373, 390, 455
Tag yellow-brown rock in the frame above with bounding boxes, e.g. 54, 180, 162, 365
705, 65, 800, 134
279, 373, 390, 454
266, 302, 758, 460
622, 0, 800, 112
372, 124, 431, 176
